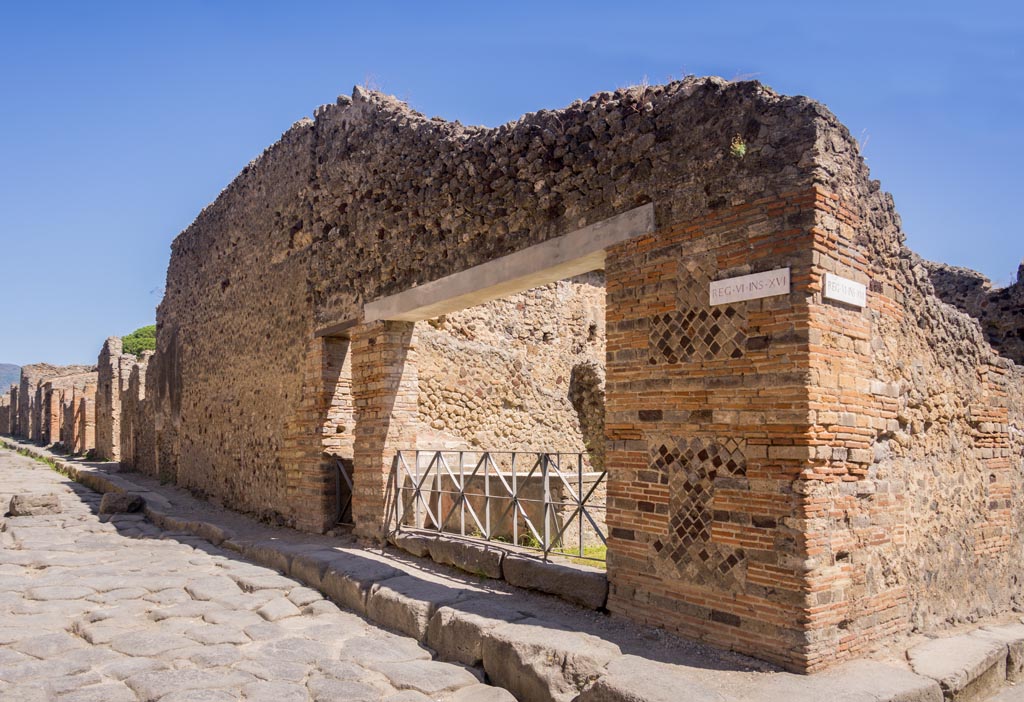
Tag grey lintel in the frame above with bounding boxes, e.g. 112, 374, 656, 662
363, 203, 655, 323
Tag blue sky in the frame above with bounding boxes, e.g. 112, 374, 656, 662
0, 1, 1021, 366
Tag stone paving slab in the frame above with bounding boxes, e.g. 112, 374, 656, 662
9, 439, 1020, 702
0, 445, 498, 701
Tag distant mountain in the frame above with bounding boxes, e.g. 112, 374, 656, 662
0, 364, 20, 393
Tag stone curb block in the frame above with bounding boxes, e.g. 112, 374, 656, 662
427, 599, 532, 667
319, 557, 404, 616
390, 531, 434, 558
907, 634, 1007, 701
502, 554, 608, 610
576, 655, 727, 702
427, 536, 504, 580
479, 618, 621, 702
366, 575, 480, 642
971, 623, 1024, 683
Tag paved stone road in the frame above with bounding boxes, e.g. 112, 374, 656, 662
0, 449, 507, 701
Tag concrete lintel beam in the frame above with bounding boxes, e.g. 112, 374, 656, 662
364, 203, 654, 323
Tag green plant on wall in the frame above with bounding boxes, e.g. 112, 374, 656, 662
122, 325, 156, 356
729, 134, 747, 159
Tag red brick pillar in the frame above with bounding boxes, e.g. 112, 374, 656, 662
285, 335, 357, 533
602, 190, 822, 672
351, 321, 418, 540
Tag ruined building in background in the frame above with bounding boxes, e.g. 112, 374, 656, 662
2, 77, 1023, 674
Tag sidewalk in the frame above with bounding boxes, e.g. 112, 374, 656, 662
4, 437, 1019, 702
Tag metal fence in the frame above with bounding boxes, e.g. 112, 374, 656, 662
389, 450, 607, 563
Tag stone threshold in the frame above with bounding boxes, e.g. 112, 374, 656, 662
7, 436, 1016, 702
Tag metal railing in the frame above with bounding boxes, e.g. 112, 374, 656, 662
334, 457, 354, 526
389, 450, 607, 563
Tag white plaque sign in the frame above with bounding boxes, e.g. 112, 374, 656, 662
823, 273, 867, 307
709, 267, 790, 305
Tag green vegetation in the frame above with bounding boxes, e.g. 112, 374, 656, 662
122, 325, 156, 356
555, 544, 608, 569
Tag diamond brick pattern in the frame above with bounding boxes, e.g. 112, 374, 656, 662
649, 436, 747, 588
648, 307, 746, 365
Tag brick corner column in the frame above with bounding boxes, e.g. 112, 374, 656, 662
351, 320, 418, 541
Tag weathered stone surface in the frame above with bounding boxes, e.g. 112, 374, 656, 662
974, 623, 1024, 682
428, 536, 504, 579
908, 635, 1007, 701
58, 682, 138, 702
427, 598, 531, 666
451, 684, 519, 702
7, 493, 61, 516
502, 554, 608, 610
730, 659, 943, 702
390, 532, 434, 558
320, 556, 403, 614
108, 630, 194, 657
98, 491, 144, 514
125, 668, 256, 699
257, 596, 302, 621
480, 618, 621, 702
337, 634, 433, 666
242, 680, 309, 702
306, 675, 382, 702
370, 659, 479, 695
367, 574, 480, 641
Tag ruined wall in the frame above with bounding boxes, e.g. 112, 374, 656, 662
925, 261, 1024, 365
120, 352, 154, 474
415, 273, 605, 460
0, 394, 9, 435
7, 386, 18, 435
96, 337, 136, 461
13, 364, 95, 443
154, 78, 824, 533
796, 110, 1024, 663
42, 372, 98, 448
128, 76, 1024, 671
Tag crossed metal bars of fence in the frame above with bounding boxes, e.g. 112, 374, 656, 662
388, 449, 607, 563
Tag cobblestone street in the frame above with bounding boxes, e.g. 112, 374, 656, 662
0, 449, 506, 701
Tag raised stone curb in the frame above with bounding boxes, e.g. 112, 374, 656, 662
389, 529, 609, 610
502, 553, 608, 610
0, 439, 986, 702
972, 623, 1024, 683
907, 634, 1008, 701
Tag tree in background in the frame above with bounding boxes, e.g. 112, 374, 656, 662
122, 325, 156, 356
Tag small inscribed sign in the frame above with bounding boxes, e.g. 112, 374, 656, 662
709, 267, 790, 306
823, 273, 867, 307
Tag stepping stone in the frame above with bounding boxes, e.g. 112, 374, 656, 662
8, 493, 61, 516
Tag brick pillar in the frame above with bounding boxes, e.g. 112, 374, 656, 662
351, 321, 418, 540
285, 335, 356, 533
603, 189, 821, 672
96, 337, 123, 461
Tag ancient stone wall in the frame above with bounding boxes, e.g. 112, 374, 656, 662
0, 394, 9, 435
120, 351, 154, 474
796, 109, 1024, 664
7, 386, 18, 435
41, 372, 98, 448
415, 273, 605, 460
11, 364, 95, 444
925, 261, 1024, 365
96, 337, 136, 461
85, 77, 1023, 672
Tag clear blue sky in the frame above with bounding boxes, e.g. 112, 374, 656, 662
0, 1, 1020, 366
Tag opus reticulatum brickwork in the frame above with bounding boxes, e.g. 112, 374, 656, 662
3, 77, 1023, 673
